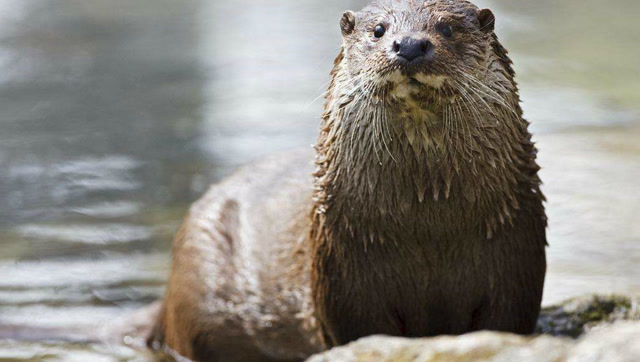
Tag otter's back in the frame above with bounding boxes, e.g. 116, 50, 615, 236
153, 149, 321, 361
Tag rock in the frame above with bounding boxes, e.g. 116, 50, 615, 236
570, 322, 640, 362
308, 323, 640, 362
306, 333, 571, 362
537, 295, 640, 337
307, 295, 640, 362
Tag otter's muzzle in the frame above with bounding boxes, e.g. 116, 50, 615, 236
392, 37, 433, 62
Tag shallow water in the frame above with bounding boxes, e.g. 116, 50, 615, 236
0, 0, 638, 359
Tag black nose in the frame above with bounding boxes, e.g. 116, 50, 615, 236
392, 37, 432, 61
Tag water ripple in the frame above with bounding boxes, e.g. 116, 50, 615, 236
17, 224, 153, 244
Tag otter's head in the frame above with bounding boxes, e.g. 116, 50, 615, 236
339, 0, 498, 91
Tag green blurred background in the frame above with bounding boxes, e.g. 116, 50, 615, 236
0, 0, 638, 359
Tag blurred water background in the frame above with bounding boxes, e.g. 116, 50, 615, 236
0, 0, 638, 360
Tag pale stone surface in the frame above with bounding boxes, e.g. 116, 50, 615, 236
307, 333, 571, 362
569, 322, 640, 362
308, 323, 640, 362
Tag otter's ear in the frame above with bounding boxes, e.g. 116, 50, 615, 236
340, 11, 356, 36
477, 9, 495, 33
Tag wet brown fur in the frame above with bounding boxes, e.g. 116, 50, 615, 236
149, 0, 547, 360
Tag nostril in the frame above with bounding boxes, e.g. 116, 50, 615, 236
420, 40, 429, 53
392, 41, 401, 53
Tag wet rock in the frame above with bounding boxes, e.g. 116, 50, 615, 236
308, 323, 640, 362
571, 322, 640, 361
537, 295, 640, 337
307, 295, 640, 362
307, 333, 571, 362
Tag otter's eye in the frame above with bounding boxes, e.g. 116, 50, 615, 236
373, 24, 386, 38
440, 25, 454, 38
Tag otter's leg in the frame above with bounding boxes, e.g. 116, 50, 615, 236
151, 199, 276, 361
319, 308, 403, 347
475, 219, 546, 334
315, 280, 405, 346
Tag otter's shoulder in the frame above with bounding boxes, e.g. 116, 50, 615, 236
175, 148, 315, 255
192, 148, 314, 213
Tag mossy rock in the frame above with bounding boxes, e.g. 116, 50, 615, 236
536, 295, 640, 337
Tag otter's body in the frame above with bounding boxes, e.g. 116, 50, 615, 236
148, 153, 323, 361
150, 0, 547, 361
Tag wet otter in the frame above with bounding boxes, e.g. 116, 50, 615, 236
148, 0, 547, 361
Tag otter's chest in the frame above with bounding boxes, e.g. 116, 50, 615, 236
314, 220, 492, 342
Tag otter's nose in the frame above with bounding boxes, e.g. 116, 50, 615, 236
392, 37, 432, 62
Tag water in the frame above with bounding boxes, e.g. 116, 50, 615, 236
0, 0, 638, 359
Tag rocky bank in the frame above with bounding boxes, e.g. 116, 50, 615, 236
307, 295, 640, 362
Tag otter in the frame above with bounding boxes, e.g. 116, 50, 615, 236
147, 0, 547, 361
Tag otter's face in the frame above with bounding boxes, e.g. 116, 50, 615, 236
340, 0, 496, 89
